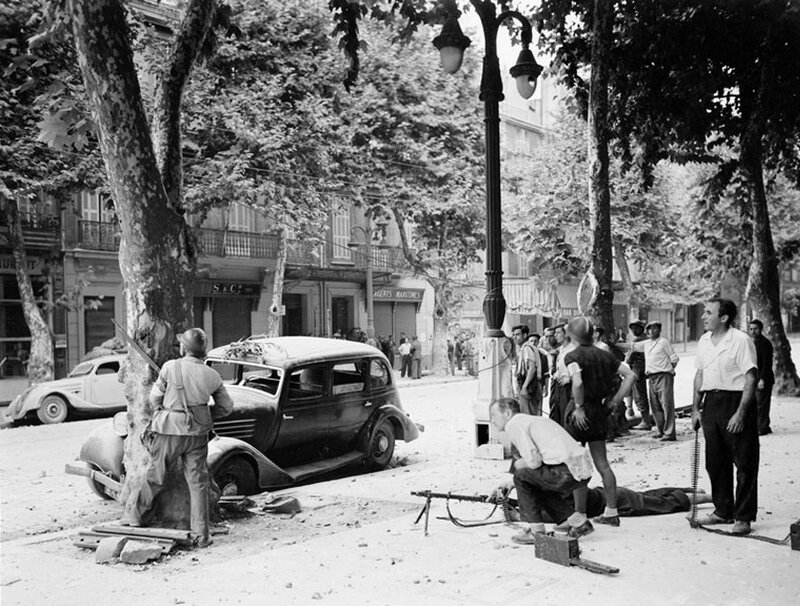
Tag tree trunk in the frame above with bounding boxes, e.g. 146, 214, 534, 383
429, 279, 451, 376
267, 228, 288, 337
586, 0, 615, 334
613, 237, 639, 323
69, 0, 197, 524
740, 58, 800, 395
4, 198, 53, 384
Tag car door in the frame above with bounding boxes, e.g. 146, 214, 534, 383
88, 360, 125, 407
270, 363, 335, 461
328, 358, 372, 450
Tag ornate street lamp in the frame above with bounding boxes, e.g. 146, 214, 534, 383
434, 2, 543, 413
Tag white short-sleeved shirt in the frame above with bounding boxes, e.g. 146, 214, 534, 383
695, 327, 757, 391
501, 414, 593, 481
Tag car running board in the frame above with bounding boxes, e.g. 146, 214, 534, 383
283, 451, 364, 483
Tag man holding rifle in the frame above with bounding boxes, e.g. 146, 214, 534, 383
120, 328, 233, 547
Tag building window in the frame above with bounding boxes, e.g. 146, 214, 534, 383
228, 202, 255, 232
0, 275, 49, 378
331, 209, 352, 261
84, 297, 115, 353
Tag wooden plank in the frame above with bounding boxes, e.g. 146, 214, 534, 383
92, 524, 193, 544
74, 531, 176, 554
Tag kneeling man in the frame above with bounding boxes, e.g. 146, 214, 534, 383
490, 397, 594, 544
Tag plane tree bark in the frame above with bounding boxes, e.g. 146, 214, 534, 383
585, 0, 615, 334
67, 0, 215, 524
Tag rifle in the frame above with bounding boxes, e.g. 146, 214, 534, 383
411, 490, 620, 575
410, 490, 516, 536
111, 318, 161, 374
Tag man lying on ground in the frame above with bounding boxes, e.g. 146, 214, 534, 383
492, 483, 712, 524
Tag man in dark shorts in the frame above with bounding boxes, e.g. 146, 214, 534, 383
564, 316, 636, 527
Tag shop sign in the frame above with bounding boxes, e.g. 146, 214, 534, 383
210, 282, 260, 296
373, 287, 424, 302
0, 255, 44, 274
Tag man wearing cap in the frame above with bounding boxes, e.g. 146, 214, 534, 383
626, 320, 653, 430
692, 298, 758, 535
619, 321, 679, 440
121, 328, 234, 547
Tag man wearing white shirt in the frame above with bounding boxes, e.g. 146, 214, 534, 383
636, 322, 679, 440
490, 398, 595, 545
691, 298, 758, 535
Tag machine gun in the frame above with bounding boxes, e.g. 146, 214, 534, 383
410, 490, 517, 536
411, 490, 620, 576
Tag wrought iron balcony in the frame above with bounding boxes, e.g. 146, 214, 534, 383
76, 219, 120, 251
195, 228, 279, 258
0, 211, 61, 250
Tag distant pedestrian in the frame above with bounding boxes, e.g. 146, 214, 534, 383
748, 319, 774, 436
564, 316, 637, 528
626, 320, 652, 430
410, 336, 422, 379
398, 339, 412, 378
692, 298, 758, 535
455, 338, 464, 371
549, 324, 575, 426
623, 321, 679, 440
383, 335, 396, 369
512, 325, 542, 415
446, 338, 455, 375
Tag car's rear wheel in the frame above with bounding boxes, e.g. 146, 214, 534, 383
365, 418, 395, 470
37, 395, 69, 424
214, 457, 257, 496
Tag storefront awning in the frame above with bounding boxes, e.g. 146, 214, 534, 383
503, 279, 580, 317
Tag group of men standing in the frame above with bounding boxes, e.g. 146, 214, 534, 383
496, 297, 770, 545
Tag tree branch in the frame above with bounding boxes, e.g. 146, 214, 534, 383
152, 0, 217, 211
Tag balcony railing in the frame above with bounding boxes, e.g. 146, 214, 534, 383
77, 220, 120, 251
196, 228, 279, 258
69, 223, 410, 274
0, 211, 61, 249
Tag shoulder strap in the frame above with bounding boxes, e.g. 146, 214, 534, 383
173, 359, 190, 414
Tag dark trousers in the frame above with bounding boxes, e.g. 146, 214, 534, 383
411, 357, 421, 379
756, 385, 773, 434
131, 433, 210, 540
401, 355, 412, 377
648, 372, 676, 438
632, 371, 651, 424
702, 391, 759, 522
514, 463, 588, 525
517, 380, 543, 416
582, 486, 691, 518
548, 382, 571, 427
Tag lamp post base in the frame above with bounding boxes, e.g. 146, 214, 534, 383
473, 333, 514, 449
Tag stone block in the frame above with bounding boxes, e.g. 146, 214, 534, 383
95, 536, 129, 564
119, 540, 163, 565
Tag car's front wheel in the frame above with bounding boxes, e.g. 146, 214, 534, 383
213, 457, 257, 496
365, 418, 395, 470
37, 395, 69, 424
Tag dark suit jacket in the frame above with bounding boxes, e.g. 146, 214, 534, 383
753, 334, 775, 386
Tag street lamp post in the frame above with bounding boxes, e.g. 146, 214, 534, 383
434, 2, 543, 431
349, 217, 377, 340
